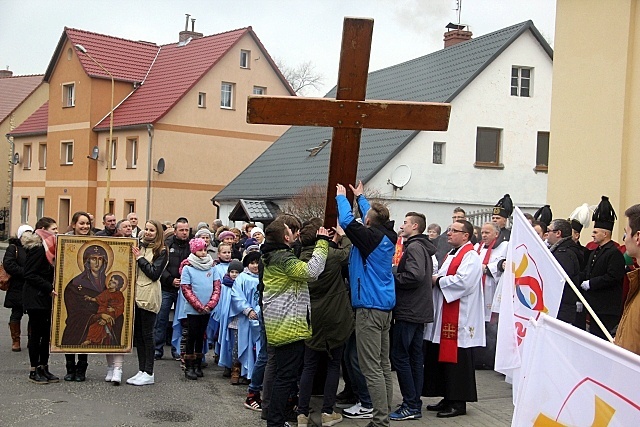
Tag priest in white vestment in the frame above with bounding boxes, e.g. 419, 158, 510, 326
423, 220, 485, 418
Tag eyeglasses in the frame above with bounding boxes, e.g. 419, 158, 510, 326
547, 228, 559, 233
447, 228, 466, 234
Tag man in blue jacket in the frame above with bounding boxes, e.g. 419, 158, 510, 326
336, 181, 397, 427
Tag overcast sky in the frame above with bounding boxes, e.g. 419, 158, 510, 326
1, 0, 556, 97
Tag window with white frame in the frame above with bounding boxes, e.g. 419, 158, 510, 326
253, 86, 266, 95
511, 67, 532, 97
433, 142, 445, 164
39, 143, 47, 169
126, 138, 138, 169
109, 138, 117, 168
23, 144, 32, 170
198, 92, 206, 108
20, 198, 29, 223
221, 82, 234, 109
36, 198, 45, 219
240, 50, 250, 68
63, 83, 75, 107
61, 141, 73, 165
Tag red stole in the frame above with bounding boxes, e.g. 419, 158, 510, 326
439, 242, 474, 363
477, 239, 496, 290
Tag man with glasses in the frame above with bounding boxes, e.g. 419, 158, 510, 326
547, 219, 583, 324
423, 220, 484, 419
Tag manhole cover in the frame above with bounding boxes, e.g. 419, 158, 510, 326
144, 410, 193, 422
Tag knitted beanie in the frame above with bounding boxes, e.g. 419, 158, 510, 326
189, 238, 207, 254
228, 260, 244, 273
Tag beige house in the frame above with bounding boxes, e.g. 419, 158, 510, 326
0, 72, 48, 235
548, 0, 640, 241
9, 25, 292, 233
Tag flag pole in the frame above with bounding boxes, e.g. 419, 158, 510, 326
558, 270, 614, 343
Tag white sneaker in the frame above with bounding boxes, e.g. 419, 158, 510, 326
297, 413, 309, 427
126, 371, 143, 385
111, 367, 122, 385
132, 372, 154, 386
105, 366, 114, 382
342, 402, 373, 419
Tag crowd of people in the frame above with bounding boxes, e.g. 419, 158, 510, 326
2, 186, 639, 427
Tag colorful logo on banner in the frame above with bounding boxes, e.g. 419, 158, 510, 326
532, 377, 640, 426
512, 244, 548, 314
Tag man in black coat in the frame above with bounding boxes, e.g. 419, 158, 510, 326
391, 212, 436, 421
580, 219, 625, 340
547, 219, 583, 324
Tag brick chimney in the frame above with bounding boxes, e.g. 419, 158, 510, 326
0, 68, 13, 78
444, 23, 472, 48
179, 15, 203, 43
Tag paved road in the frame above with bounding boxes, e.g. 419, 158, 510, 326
0, 243, 514, 426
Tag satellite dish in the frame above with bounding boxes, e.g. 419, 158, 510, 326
154, 158, 165, 174
87, 146, 99, 160
388, 164, 411, 190
11, 153, 20, 165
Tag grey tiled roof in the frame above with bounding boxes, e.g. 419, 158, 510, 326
215, 20, 552, 201
228, 199, 281, 222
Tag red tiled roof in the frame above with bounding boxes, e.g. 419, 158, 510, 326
45, 28, 160, 83
95, 28, 250, 129
8, 101, 48, 136
0, 74, 44, 124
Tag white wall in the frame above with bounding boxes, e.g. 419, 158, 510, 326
367, 30, 552, 228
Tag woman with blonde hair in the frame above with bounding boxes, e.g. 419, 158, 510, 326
127, 219, 168, 386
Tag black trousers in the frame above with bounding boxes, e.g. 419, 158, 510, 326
267, 340, 305, 427
27, 309, 51, 368
134, 306, 157, 374
186, 314, 209, 355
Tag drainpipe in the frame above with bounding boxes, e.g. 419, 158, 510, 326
6, 134, 14, 239
145, 124, 154, 221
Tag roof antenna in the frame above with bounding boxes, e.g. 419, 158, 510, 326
191, 18, 196, 32
184, 14, 190, 31
455, 0, 462, 26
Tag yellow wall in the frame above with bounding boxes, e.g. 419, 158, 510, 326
548, 0, 640, 241
1, 83, 48, 228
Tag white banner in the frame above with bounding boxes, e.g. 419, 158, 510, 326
513, 314, 640, 426
495, 207, 566, 389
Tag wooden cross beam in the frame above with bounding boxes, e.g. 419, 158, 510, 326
247, 17, 451, 228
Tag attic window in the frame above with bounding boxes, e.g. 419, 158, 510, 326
240, 50, 250, 68
306, 139, 331, 157
511, 66, 532, 97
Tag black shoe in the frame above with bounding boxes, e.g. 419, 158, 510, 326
427, 399, 449, 412
436, 404, 466, 418
41, 365, 59, 383
194, 359, 204, 378
222, 367, 231, 378
29, 369, 49, 384
75, 361, 88, 382
154, 354, 163, 360
64, 362, 76, 382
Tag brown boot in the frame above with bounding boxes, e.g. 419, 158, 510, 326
9, 322, 21, 352
230, 361, 241, 385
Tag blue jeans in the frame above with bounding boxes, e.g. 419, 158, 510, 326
390, 320, 424, 411
248, 314, 268, 393
344, 331, 372, 408
154, 290, 177, 357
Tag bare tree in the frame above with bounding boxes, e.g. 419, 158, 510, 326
274, 58, 324, 96
281, 184, 388, 222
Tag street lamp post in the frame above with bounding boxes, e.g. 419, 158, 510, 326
74, 44, 114, 216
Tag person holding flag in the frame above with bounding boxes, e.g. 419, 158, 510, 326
423, 219, 484, 418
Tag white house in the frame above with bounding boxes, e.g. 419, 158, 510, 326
214, 21, 553, 229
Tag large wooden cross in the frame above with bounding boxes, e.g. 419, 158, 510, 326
247, 17, 451, 228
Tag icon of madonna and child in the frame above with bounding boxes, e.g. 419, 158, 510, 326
52, 236, 136, 353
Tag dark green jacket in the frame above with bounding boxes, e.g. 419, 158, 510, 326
300, 237, 354, 352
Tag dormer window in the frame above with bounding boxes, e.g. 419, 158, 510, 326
240, 50, 250, 68
511, 67, 532, 97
